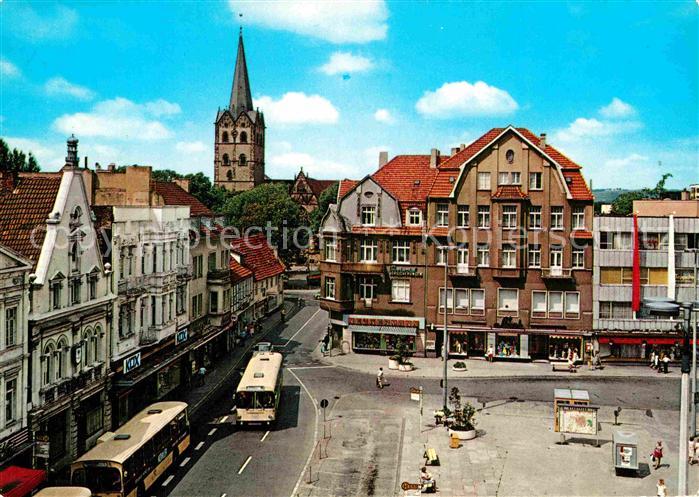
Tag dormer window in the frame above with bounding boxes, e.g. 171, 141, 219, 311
361, 206, 376, 226
407, 209, 422, 226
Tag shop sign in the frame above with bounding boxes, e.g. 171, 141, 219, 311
72, 344, 82, 366
175, 328, 189, 346
410, 387, 423, 402
401, 482, 421, 491
388, 265, 422, 278
557, 404, 598, 435
123, 352, 142, 374
35, 434, 50, 459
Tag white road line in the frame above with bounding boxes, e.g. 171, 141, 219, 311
220, 415, 229, 423
289, 368, 319, 497
179, 456, 191, 468
208, 428, 217, 436
287, 365, 335, 371
284, 308, 321, 347
238, 455, 252, 475
260, 430, 270, 442
195, 441, 205, 451
161, 475, 175, 487
220, 494, 227, 497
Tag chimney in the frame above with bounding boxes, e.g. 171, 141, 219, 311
539, 133, 547, 148
65, 134, 79, 168
378, 151, 388, 168
429, 148, 440, 168
174, 178, 190, 192
0, 170, 16, 193
460, 143, 466, 150
450, 147, 460, 155
107, 163, 116, 172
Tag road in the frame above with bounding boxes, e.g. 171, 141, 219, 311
164, 295, 679, 496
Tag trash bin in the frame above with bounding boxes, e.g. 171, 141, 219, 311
450, 433, 461, 449
613, 431, 639, 475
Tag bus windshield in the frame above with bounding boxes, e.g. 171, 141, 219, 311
236, 391, 275, 409
72, 467, 122, 493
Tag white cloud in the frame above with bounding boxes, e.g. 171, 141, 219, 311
3, 137, 65, 168
599, 97, 637, 119
53, 97, 178, 140
45, 77, 95, 100
553, 117, 642, 143
92, 144, 119, 158
604, 153, 649, 168
269, 151, 356, 178
415, 81, 519, 119
145, 99, 182, 117
373, 108, 394, 124
229, 0, 388, 44
0, 59, 21, 78
176, 141, 207, 154
255, 92, 339, 125
10, 5, 78, 41
319, 52, 374, 75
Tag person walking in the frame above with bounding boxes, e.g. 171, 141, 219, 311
198, 365, 207, 386
662, 353, 670, 374
652, 441, 664, 469
649, 349, 656, 369
689, 437, 697, 465
376, 367, 384, 389
486, 346, 494, 363
656, 478, 667, 497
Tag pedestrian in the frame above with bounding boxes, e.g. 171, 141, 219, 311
662, 353, 670, 374
656, 478, 667, 497
486, 346, 494, 363
653, 351, 660, 370
198, 365, 207, 386
649, 349, 657, 369
657, 353, 664, 373
689, 437, 697, 465
376, 367, 384, 389
652, 441, 664, 469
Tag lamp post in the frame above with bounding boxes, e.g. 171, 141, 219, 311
441, 245, 458, 412
690, 249, 699, 438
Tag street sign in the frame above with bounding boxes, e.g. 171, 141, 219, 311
410, 387, 422, 401
401, 482, 421, 491
35, 434, 50, 459
320, 399, 329, 409
175, 328, 189, 345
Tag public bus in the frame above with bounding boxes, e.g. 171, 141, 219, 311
35, 488, 92, 497
70, 402, 189, 497
235, 351, 283, 426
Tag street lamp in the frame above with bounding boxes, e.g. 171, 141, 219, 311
440, 245, 458, 411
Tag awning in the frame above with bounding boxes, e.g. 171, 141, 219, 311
599, 337, 680, 345
348, 324, 416, 336
0, 466, 46, 497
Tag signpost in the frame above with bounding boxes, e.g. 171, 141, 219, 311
320, 399, 329, 440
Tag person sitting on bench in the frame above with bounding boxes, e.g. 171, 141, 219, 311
420, 467, 436, 493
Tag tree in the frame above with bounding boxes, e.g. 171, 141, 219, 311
151, 169, 181, 182
0, 138, 41, 172
611, 173, 673, 215
184, 172, 230, 212
222, 183, 308, 263
309, 182, 339, 233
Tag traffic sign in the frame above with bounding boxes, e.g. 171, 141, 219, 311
320, 399, 329, 409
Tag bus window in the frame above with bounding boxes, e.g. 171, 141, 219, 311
258, 392, 275, 409
236, 391, 253, 409
72, 467, 122, 493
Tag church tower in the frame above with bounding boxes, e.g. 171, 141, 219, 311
214, 29, 265, 192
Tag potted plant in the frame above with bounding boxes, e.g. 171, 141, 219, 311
447, 387, 477, 440
452, 361, 467, 372
397, 340, 414, 372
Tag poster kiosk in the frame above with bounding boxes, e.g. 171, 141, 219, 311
553, 389, 599, 445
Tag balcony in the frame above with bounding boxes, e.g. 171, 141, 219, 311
140, 326, 160, 345
177, 266, 192, 280
541, 267, 573, 279
341, 262, 384, 274
492, 267, 523, 279
117, 276, 146, 296
448, 264, 477, 278
39, 367, 104, 406
320, 298, 355, 313
207, 268, 230, 283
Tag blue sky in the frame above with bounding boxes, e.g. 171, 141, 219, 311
1, 1, 697, 189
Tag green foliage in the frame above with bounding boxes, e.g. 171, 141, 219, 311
309, 182, 339, 233
449, 387, 476, 431
0, 138, 41, 172
611, 173, 673, 215
151, 169, 181, 182
184, 172, 230, 212
222, 183, 309, 263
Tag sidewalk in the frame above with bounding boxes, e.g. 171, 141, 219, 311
317, 350, 681, 380
183, 297, 299, 419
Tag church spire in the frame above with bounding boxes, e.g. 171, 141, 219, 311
229, 28, 253, 117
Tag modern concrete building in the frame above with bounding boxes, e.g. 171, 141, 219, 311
320, 126, 595, 361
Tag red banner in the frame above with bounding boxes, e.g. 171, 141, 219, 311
632, 214, 641, 312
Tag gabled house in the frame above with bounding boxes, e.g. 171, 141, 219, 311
290, 168, 337, 213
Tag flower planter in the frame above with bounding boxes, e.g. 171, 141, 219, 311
398, 363, 414, 372
388, 358, 400, 370
451, 365, 467, 372
448, 428, 477, 440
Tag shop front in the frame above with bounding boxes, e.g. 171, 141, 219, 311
447, 329, 487, 358
548, 334, 586, 362
599, 335, 683, 361
347, 315, 423, 354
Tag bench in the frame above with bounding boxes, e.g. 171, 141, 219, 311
552, 363, 577, 372
424, 447, 440, 466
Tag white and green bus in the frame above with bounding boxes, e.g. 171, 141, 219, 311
234, 351, 283, 426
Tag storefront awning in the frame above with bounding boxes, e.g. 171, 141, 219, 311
348, 324, 417, 336
599, 337, 681, 345
0, 466, 46, 497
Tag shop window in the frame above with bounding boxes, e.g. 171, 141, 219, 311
392, 241, 410, 264
449, 334, 467, 355
391, 279, 410, 302
85, 405, 104, 437
436, 204, 449, 227
457, 206, 469, 228
548, 337, 582, 361
497, 288, 518, 313
495, 335, 519, 357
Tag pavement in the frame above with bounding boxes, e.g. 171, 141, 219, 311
317, 349, 681, 380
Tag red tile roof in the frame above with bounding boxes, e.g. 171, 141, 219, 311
373, 155, 447, 203
337, 179, 358, 200
229, 257, 253, 283
492, 185, 529, 200
0, 174, 62, 262
563, 171, 594, 201
437, 128, 505, 169
428, 167, 460, 198
306, 178, 338, 198
517, 128, 582, 170
153, 181, 213, 217
229, 233, 285, 281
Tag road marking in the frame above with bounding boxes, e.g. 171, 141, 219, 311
220, 494, 227, 497
162, 475, 174, 487
220, 415, 229, 423
208, 428, 217, 436
260, 430, 270, 442
289, 368, 319, 497
179, 456, 191, 467
284, 308, 321, 347
287, 365, 335, 371
195, 441, 205, 451
238, 455, 252, 474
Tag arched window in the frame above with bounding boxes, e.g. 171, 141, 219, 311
226, 170, 233, 181
222, 154, 230, 166
57, 336, 69, 380
239, 154, 247, 166
83, 328, 93, 365
240, 131, 247, 143
222, 131, 229, 143
94, 325, 102, 362
43, 343, 55, 386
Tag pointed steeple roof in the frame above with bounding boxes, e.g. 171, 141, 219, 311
229, 28, 253, 118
